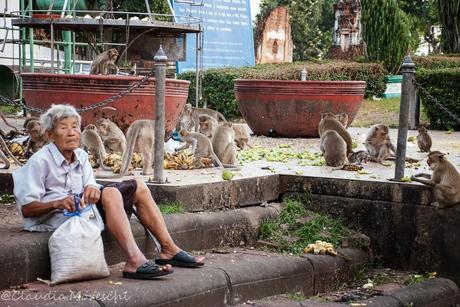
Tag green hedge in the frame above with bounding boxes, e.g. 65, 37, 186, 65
413, 54, 460, 70
178, 61, 387, 119
416, 68, 460, 130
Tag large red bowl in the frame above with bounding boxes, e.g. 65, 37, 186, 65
234, 79, 366, 137
21, 73, 190, 133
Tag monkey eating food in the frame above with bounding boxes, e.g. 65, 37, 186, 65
95, 118, 126, 154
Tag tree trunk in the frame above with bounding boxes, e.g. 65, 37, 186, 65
437, 0, 460, 53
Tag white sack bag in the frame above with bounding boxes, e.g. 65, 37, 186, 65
49, 205, 109, 285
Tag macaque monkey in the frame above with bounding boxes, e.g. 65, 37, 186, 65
411, 151, 460, 208
318, 113, 354, 156
184, 104, 227, 131
80, 124, 110, 170
198, 114, 218, 138
24, 118, 48, 158
211, 122, 238, 166
365, 124, 396, 165
338, 112, 349, 127
96, 119, 155, 178
417, 124, 432, 152
320, 130, 347, 167
176, 129, 224, 168
348, 150, 370, 165
176, 103, 196, 132
0, 134, 23, 168
90, 48, 119, 75
95, 118, 126, 154
232, 123, 252, 149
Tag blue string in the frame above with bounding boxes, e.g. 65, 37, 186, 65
63, 193, 92, 217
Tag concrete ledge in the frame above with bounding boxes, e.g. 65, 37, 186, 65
0, 248, 369, 307
100, 174, 281, 212
304, 193, 460, 285
302, 248, 370, 294
280, 174, 433, 205
0, 205, 280, 289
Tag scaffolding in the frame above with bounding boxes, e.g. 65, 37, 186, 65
0, 0, 203, 103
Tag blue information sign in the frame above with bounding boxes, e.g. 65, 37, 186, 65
171, 0, 255, 73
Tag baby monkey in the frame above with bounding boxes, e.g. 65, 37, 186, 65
417, 124, 432, 152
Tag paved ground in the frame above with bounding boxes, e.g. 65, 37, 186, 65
1, 116, 459, 230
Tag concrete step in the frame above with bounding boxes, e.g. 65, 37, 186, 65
0, 204, 281, 290
0, 248, 370, 307
240, 278, 460, 307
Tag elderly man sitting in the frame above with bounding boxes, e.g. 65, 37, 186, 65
13, 104, 204, 280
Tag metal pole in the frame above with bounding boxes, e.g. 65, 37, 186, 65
153, 45, 167, 183
394, 55, 415, 180
50, 23, 54, 73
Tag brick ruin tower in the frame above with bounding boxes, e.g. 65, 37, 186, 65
327, 0, 364, 60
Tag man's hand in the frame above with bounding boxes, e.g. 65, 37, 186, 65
53, 195, 76, 212
80, 186, 101, 209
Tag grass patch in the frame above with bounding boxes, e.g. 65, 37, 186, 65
352, 98, 400, 128
0, 105, 21, 115
287, 292, 306, 302
259, 196, 351, 254
404, 272, 437, 286
0, 194, 15, 204
158, 202, 185, 215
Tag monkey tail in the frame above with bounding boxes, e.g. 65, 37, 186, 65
0, 112, 18, 131
0, 135, 23, 167
210, 151, 224, 169
217, 111, 227, 122
96, 125, 138, 178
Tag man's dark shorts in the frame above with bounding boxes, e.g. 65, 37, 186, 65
96, 179, 137, 223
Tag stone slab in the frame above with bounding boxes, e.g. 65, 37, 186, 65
0, 248, 369, 307
0, 205, 280, 290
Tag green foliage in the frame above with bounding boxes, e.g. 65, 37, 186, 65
254, 0, 336, 60
178, 61, 387, 119
416, 68, 460, 131
437, 0, 460, 53
158, 201, 184, 215
405, 272, 437, 286
398, 0, 440, 53
0, 105, 21, 115
0, 194, 15, 204
259, 197, 351, 254
361, 0, 412, 74
413, 54, 460, 70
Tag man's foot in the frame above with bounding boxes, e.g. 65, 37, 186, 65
122, 261, 173, 279
156, 250, 205, 268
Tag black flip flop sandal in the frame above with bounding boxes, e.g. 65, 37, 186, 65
122, 261, 173, 279
155, 251, 204, 268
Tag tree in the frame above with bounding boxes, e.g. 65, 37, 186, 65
255, 0, 336, 61
398, 0, 440, 54
361, 0, 412, 74
436, 0, 460, 53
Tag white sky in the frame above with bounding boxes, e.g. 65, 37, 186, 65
250, 0, 261, 21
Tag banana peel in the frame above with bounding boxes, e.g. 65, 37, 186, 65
304, 240, 337, 256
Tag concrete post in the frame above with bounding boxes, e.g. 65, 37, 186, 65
408, 60, 418, 129
153, 46, 167, 183
394, 55, 415, 180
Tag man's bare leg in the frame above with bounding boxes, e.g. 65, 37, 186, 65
133, 178, 205, 263
101, 187, 172, 272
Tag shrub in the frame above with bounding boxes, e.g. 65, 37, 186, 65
413, 54, 460, 70
362, 0, 412, 74
416, 68, 460, 130
178, 61, 387, 119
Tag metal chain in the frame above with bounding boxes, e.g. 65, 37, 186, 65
412, 79, 460, 125
0, 69, 155, 114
